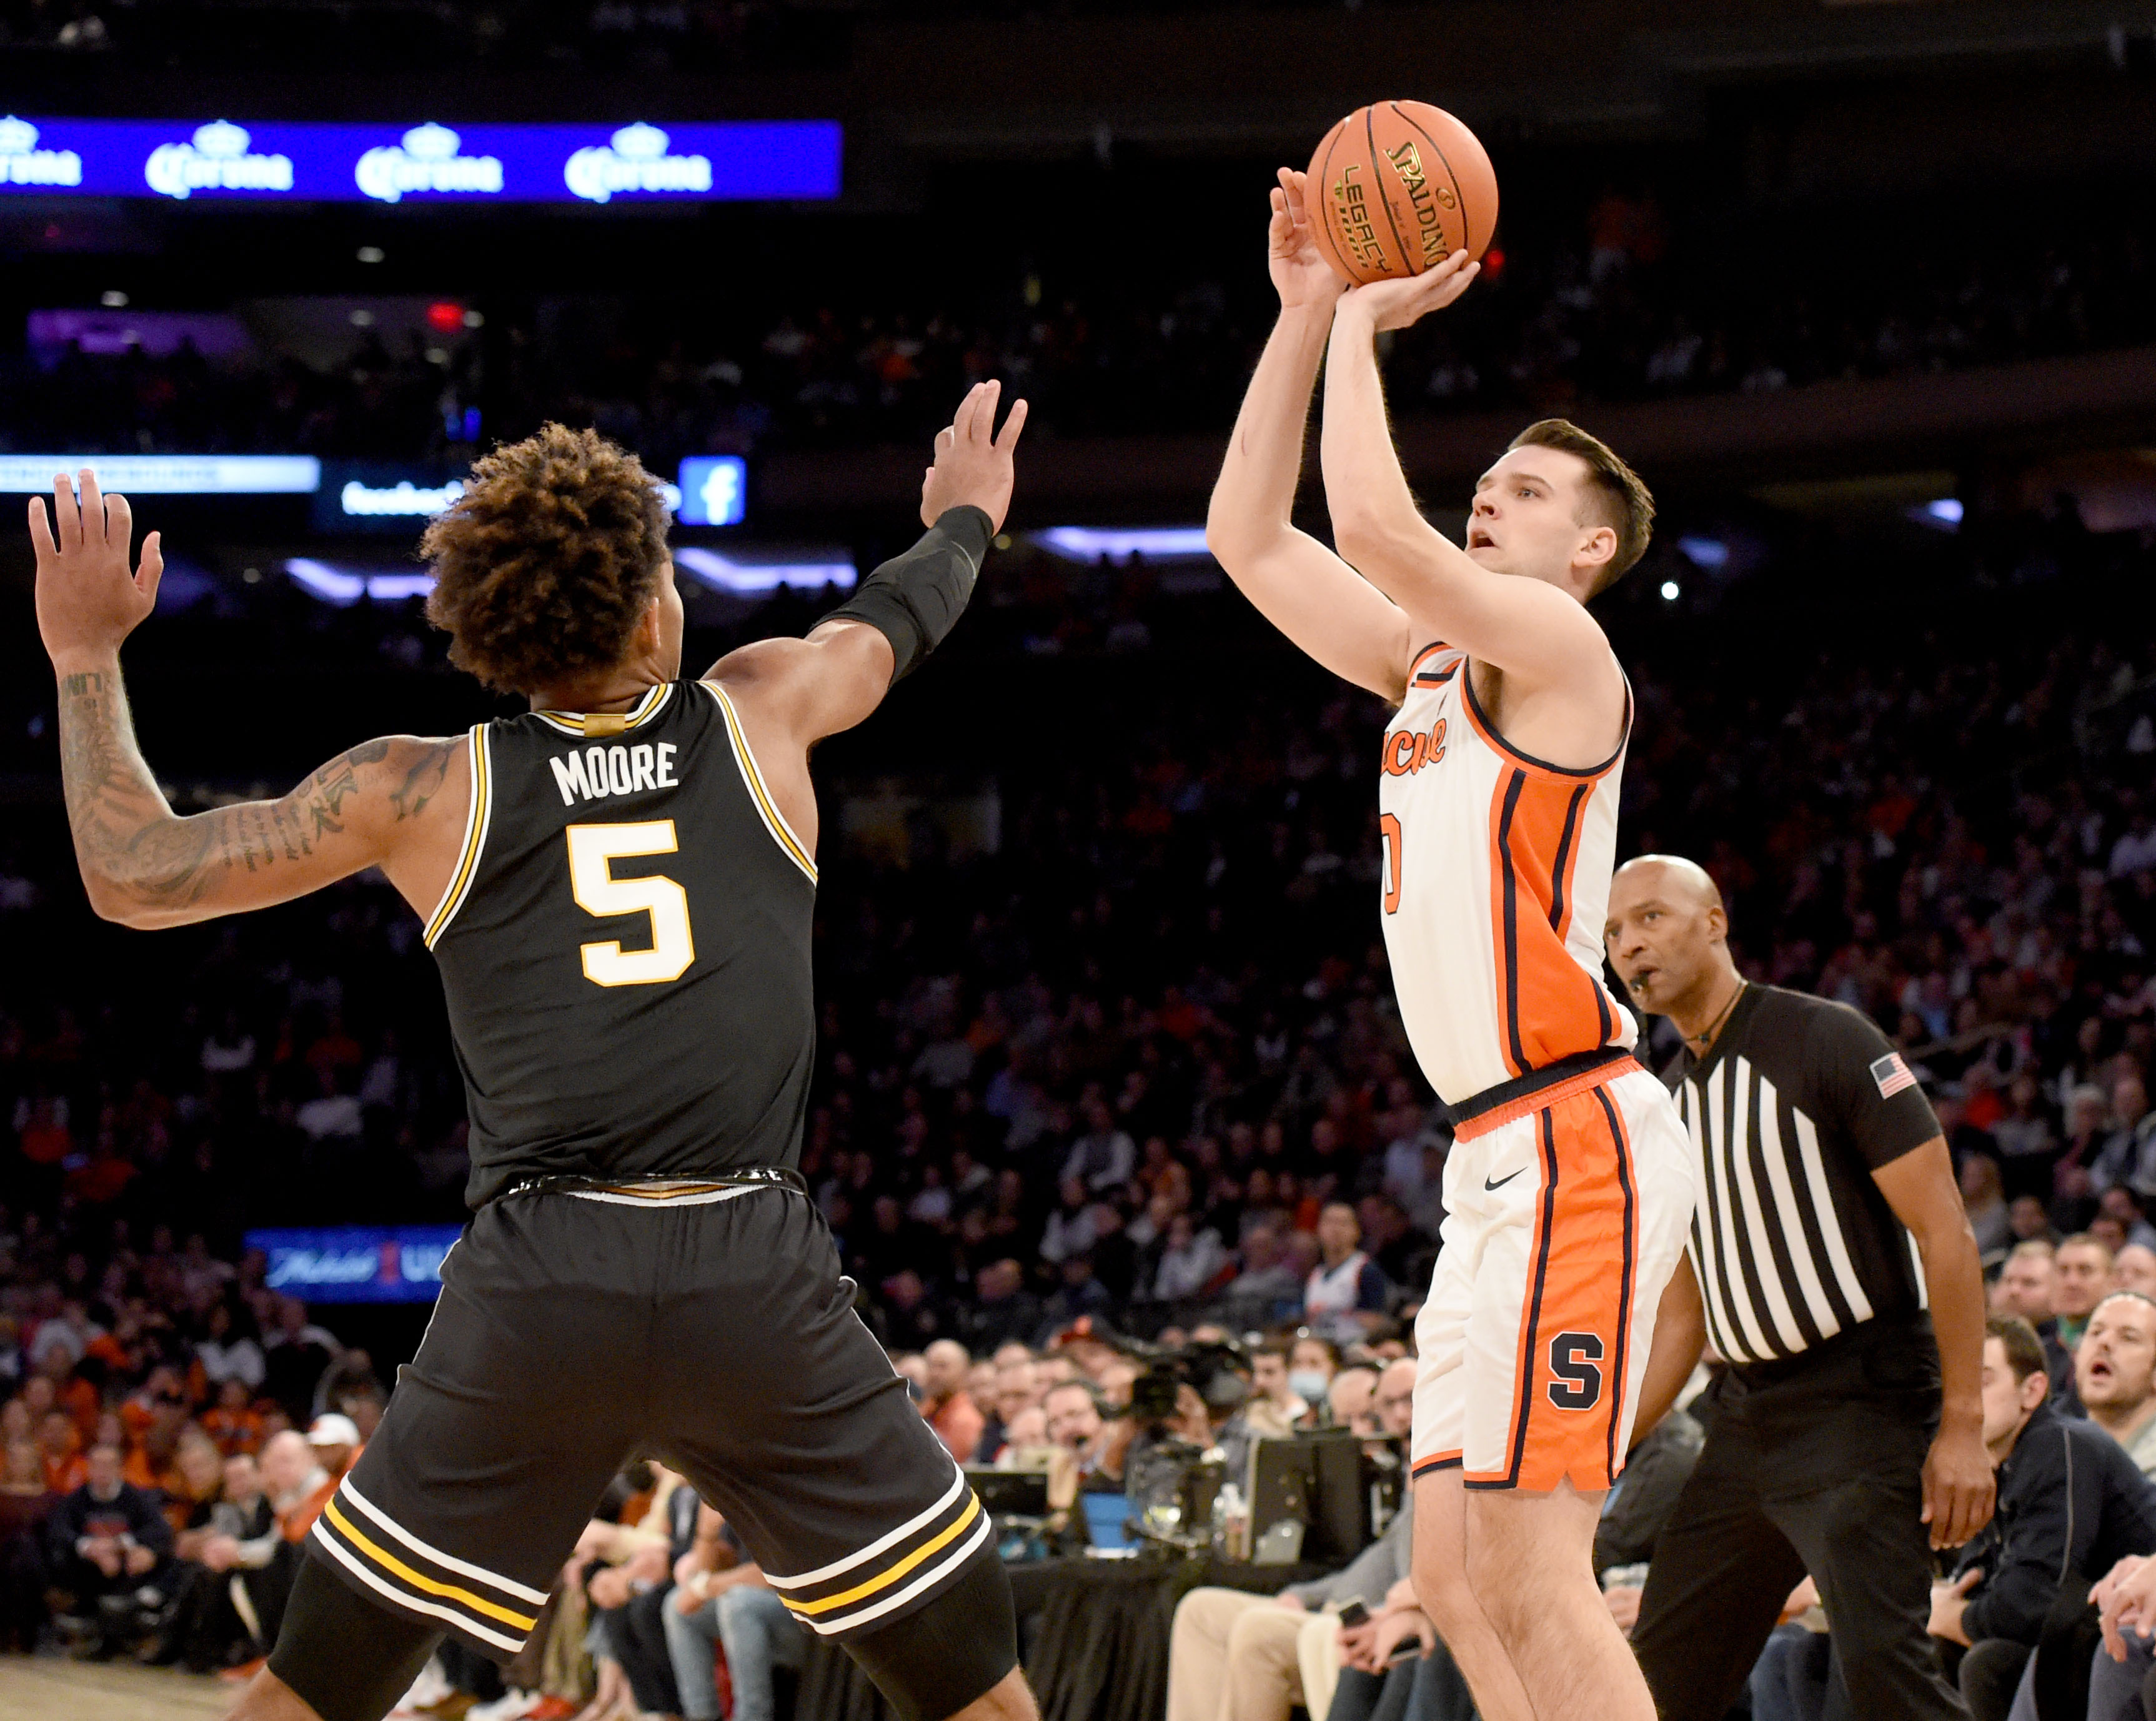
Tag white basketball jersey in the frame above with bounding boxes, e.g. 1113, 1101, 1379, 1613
1377, 642, 1635, 1105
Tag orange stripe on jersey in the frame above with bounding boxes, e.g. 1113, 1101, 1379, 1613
1489, 766, 1622, 1076
1466, 1088, 1639, 1494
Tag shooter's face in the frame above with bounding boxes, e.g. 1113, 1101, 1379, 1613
1466, 447, 1607, 590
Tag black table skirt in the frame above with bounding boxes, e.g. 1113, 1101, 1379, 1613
797, 1555, 1328, 1721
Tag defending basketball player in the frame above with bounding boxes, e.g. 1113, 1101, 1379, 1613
1206, 170, 1693, 1721
32, 384, 1033, 1721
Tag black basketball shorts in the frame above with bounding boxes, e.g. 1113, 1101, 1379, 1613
301, 1184, 994, 1659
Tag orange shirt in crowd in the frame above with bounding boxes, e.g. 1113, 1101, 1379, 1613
926, 1391, 985, 1464
281, 1473, 339, 1544
44, 1452, 87, 1495
202, 1405, 266, 1456
56, 1376, 100, 1442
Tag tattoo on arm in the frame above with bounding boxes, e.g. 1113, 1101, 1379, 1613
56, 663, 457, 919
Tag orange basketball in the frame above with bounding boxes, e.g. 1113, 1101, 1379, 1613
1306, 101, 1499, 287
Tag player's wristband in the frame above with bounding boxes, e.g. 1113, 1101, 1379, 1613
824, 506, 992, 682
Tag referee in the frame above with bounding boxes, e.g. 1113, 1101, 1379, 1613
1606, 855, 1995, 1719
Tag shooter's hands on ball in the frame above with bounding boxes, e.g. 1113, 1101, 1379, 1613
1336, 247, 1481, 334
1268, 167, 1346, 312
29, 469, 164, 669
920, 379, 1028, 533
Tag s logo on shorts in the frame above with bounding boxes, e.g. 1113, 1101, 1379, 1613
1546, 1332, 1606, 1411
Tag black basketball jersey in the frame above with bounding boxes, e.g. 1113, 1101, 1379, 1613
424, 679, 817, 1207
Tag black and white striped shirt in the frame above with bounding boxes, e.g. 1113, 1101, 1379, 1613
1664, 984, 1941, 1366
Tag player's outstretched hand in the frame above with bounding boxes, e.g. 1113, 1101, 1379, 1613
29, 470, 164, 667
1337, 249, 1480, 334
920, 380, 1028, 534
1269, 167, 1345, 313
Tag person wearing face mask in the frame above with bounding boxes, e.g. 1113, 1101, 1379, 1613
1289, 1336, 1341, 1426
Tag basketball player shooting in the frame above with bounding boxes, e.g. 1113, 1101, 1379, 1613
1207, 169, 1693, 1721
31, 384, 1035, 1721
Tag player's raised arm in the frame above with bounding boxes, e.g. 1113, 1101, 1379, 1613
1206, 169, 1413, 703
33, 472, 467, 930
706, 379, 1026, 748
1319, 260, 1615, 700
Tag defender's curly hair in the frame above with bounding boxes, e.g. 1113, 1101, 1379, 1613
421, 424, 672, 696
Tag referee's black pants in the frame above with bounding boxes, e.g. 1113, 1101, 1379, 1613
1631, 1316, 1968, 1721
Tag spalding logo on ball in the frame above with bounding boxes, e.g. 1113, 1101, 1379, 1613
1309, 101, 1499, 287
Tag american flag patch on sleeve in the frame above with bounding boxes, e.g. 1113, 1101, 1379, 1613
1870, 1053, 1917, 1099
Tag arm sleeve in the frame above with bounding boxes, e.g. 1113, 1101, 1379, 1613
822, 507, 992, 682
1807, 1002, 1943, 1171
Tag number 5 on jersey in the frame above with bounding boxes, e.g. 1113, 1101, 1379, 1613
567, 821, 696, 986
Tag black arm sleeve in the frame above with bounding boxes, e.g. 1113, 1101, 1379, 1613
825, 506, 993, 682
1807, 1000, 1942, 1171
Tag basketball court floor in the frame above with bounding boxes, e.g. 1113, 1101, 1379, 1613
0, 1657, 231, 1719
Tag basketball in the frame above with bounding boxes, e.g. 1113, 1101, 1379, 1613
1306, 101, 1499, 287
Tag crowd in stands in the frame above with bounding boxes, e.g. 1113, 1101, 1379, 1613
0, 1218, 382, 1672
5, 191, 2150, 471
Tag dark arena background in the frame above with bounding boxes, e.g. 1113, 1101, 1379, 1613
2, 4, 2155, 1719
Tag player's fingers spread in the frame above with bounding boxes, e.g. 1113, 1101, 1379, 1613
79, 470, 104, 541
973, 379, 1002, 440
995, 397, 1029, 450
27, 495, 55, 558
52, 475, 81, 551
109, 491, 132, 553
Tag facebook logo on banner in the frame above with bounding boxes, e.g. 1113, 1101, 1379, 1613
675, 456, 747, 527
248, 1226, 462, 1304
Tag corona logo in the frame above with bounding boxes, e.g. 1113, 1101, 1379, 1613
564, 122, 713, 203
0, 116, 81, 187
145, 120, 294, 199
355, 123, 505, 203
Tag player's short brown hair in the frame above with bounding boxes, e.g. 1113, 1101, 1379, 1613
1985, 1314, 2047, 1384
422, 424, 672, 697
1506, 418, 1654, 597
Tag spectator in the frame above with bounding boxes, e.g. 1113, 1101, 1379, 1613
1935, 1317, 2156, 1720
663, 1500, 803, 1721
303, 1412, 361, 1484
1166, 1356, 1418, 1721
1064, 1091, 1137, 1193
2077, 1293, 2156, 1477
2119, 1245, 2156, 1297
162, 1448, 281, 1672
0, 1433, 55, 1651
2054, 1233, 2118, 1357
921, 1339, 986, 1462
46, 1440, 176, 1658
589, 1468, 698, 1719
259, 1429, 333, 1545
1992, 1241, 2075, 1396
1302, 1204, 1388, 1342
1326, 1366, 1380, 1438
